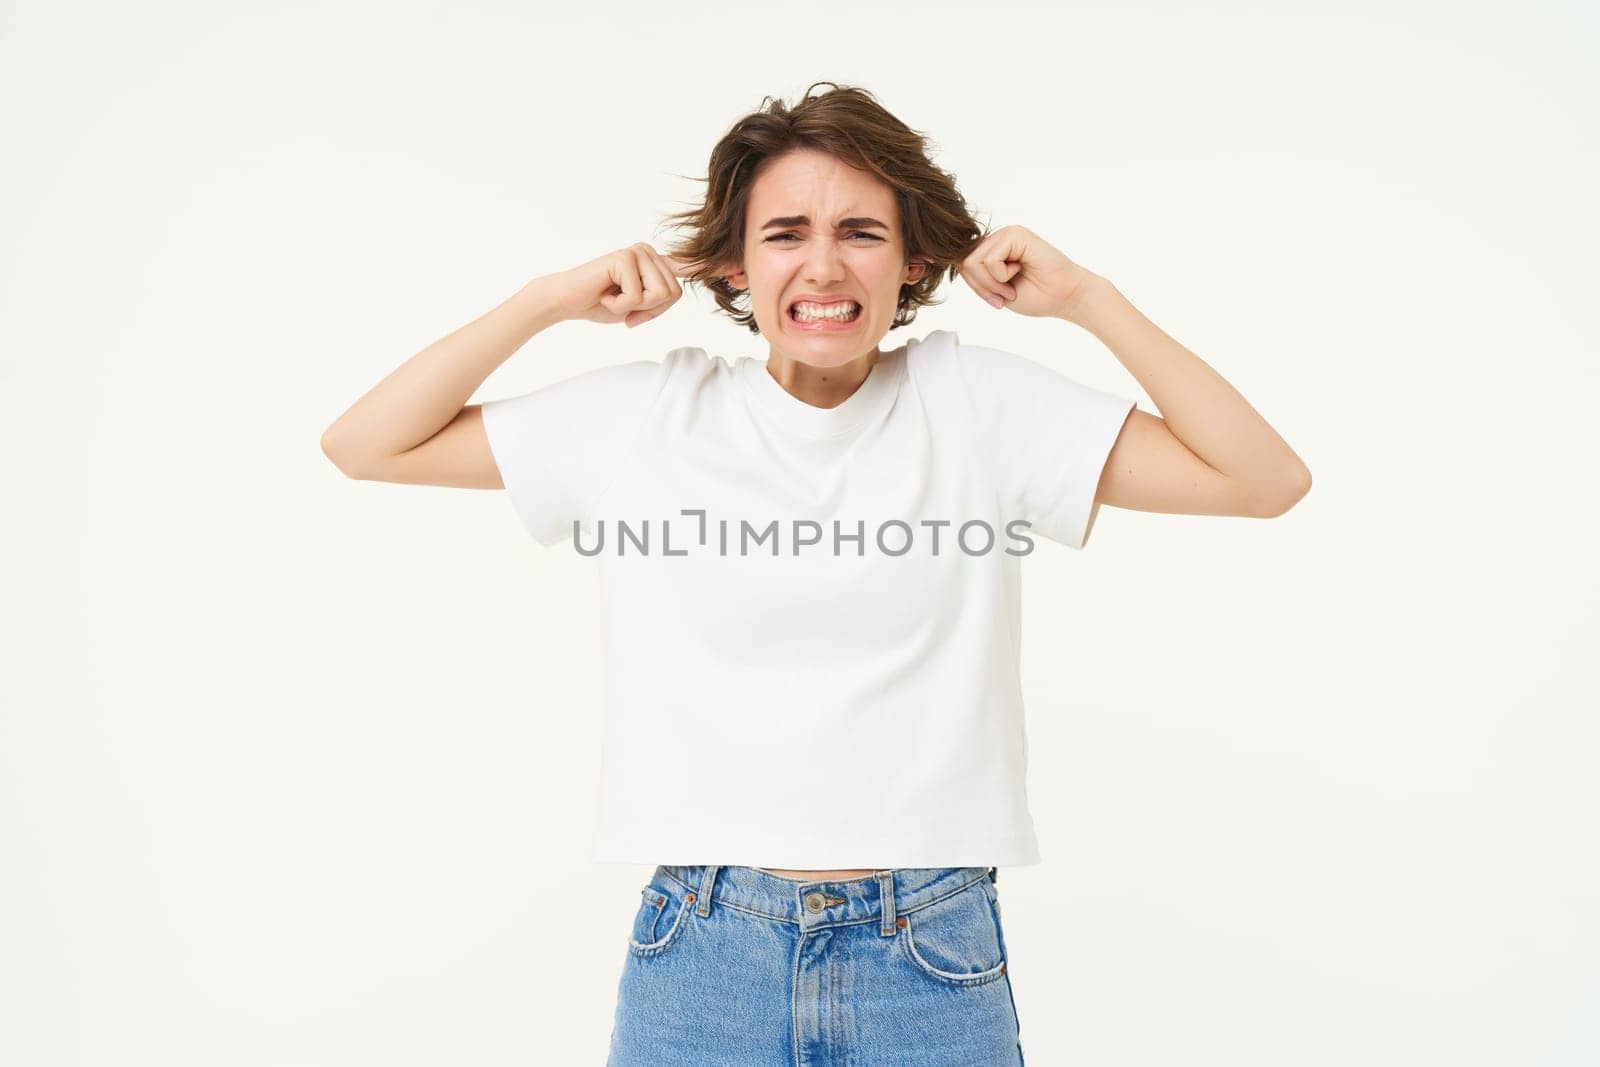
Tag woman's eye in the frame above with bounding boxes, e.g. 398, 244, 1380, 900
765, 231, 882, 243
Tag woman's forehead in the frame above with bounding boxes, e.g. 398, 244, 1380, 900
749, 150, 894, 213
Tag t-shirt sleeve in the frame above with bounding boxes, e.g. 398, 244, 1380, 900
479, 356, 672, 547
952, 334, 1137, 550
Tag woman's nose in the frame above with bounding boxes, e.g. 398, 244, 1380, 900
803, 238, 846, 280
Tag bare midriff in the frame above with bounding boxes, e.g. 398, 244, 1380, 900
759, 867, 882, 882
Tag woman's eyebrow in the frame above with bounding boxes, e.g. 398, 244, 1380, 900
759, 215, 889, 231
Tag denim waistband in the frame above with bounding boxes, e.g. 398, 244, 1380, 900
659, 864, 998, 933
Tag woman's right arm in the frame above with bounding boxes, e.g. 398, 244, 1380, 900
319, 244, 687, 489
319, 274, 568, 488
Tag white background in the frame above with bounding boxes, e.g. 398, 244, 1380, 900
4, 1, 1596, 1063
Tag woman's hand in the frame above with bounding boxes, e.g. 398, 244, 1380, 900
546, 243, 691, 328
959, 225, 1098, 319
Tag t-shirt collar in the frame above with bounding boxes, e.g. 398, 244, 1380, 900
737, 343, 906, 439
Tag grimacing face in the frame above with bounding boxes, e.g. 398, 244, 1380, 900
722, 148, 927, 370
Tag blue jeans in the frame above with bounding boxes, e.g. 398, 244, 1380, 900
606, 864, 1025, 1066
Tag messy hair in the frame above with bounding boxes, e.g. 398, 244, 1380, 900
659, 82, 988, 334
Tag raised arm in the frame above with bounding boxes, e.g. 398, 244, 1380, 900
318, 276, 567, 488
1065, 274, 1313, 520
318, 244, 687, 488
957, 224, 1312, 522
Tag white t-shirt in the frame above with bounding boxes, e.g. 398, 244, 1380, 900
480, 328, 1134, 867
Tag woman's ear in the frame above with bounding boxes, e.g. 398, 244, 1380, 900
713, 259, 747, 291
904, 260, 928, 284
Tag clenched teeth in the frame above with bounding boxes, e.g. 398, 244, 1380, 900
791, 301, 861, 320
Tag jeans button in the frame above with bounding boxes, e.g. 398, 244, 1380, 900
804, 892, 825, 912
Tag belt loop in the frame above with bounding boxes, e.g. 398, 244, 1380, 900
695, 865, 720, 917
876, 869, 896, 936
989, 865, 999, 886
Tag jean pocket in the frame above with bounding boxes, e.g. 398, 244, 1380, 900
898, 877, 1009, 988
626, 875, 695, 959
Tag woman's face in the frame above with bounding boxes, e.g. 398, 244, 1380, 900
724, 148, 926, 369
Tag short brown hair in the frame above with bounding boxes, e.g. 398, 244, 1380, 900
660, 82, 989, 334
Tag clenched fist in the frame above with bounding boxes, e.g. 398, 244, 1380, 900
545, 243, 694, 328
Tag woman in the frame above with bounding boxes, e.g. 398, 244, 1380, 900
321, 83, 1311, 1065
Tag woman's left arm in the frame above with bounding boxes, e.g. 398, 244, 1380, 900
1066, 273, 1312, 519
962, 225, 1313, 519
